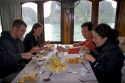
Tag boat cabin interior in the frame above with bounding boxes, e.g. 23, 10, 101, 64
0, 0, 125, 44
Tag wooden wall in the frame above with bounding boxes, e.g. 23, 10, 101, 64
119, 0, 125, 37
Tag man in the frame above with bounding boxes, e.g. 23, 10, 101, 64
57, 22, 95, 54
74, 22, 95, 49
0, 19, 32, 82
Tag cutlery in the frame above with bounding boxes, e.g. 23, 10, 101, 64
81, 63, 91, 73
81, 63, 89, 70
48, 72, 53, 79
67, 71, 77, 74
79, 78, 97, 82
43, 72, 53, 82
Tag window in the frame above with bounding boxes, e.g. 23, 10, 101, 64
22, 2, 38, 36
0, 16, 2, 36
99, 0, 117, 29
74, 0, 92, 41
44, 1, 61, 41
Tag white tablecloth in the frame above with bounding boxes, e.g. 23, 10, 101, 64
11, 50, 98, 83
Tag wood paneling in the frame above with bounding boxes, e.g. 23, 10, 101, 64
91, 0, 99, 27
119, 0, 125, 37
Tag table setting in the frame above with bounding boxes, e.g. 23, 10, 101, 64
11, 44, 98, 83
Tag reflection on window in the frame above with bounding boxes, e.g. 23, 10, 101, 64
74, 0, 92, 41
22, 2, 37, 36
0, 16, 2, 36
99, 0, 117, 29
44, 1, 61, 41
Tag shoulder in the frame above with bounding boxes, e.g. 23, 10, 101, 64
24, 33, 34, 41
103, 43, 124, 59
0, 36, 10, 45
25, 33, 34, 39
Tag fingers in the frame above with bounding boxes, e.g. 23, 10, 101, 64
21, 52, 33, 60
30, 46, 41, 53
82, 45, 90, 53
84, 54, 95, 63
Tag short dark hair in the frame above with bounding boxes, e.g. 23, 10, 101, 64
81, 22, 93, 31
94, 23, 119, 40
30, 23, 42, 33
12, 19, 27, 29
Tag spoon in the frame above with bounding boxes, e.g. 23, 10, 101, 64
43, 72, 52, 82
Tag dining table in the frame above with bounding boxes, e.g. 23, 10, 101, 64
11, 44, 98, 83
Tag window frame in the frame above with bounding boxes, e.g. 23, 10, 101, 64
98, 0, 118, 29
21, 0, 120, 44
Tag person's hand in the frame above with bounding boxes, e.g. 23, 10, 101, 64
81, 45, 90, 53
57, 46, 66, 52
30, 46, 40, 53
41, 47, 50, 51
21, 52, 33, 60
84, 54, 95, 63
40, 41, 50, 47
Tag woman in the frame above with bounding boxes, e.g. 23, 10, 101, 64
84, 23, 124, 83
23, 23, 49, 53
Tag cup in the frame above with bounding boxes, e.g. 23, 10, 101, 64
79, 50, 84, 57
65, 46, 69, 49
78, 67, 88, 80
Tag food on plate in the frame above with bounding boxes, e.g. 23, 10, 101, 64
32, 53, 44, 62
35, 53, 43, 58
23, 73, 37, 80
44, 44, 55, 51
47, 56, 67, 72
18, 77, 24, 83
48, 44, 55, 51
18, 73, 37, 82
66, 57, 82, 64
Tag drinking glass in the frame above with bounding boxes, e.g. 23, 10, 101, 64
79, 50, 84, 57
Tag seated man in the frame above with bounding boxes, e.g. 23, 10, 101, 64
57, 22, 95, 54
0, 19, 33, 82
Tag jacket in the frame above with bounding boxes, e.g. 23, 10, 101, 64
90, 39, 125, 83
0, 31, 26, 78
23, 33, 38, 52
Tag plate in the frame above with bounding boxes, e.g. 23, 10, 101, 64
47, 63, 67, 73
18, 72, 37, 82
32, 56, 49, 62
47, 56, 67, 73
66, 57, 82, 64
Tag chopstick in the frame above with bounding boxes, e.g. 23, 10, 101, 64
81, 63, 91, 71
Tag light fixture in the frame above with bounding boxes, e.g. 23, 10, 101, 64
57, 0, 80, 15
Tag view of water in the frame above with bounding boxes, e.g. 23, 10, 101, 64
25, 24, 83, 41
0, 23, 115, 41
74, 24, 84, 41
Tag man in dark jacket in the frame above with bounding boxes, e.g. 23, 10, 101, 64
0, 19, 32, 82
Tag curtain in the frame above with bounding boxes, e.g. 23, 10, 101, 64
0, 2, 21, 31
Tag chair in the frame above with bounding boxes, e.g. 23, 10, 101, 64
122, 61, 125, 83
119, 37, 125, 53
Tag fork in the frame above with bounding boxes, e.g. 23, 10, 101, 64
79, 78, 97, 82
81, 63, 91, 73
